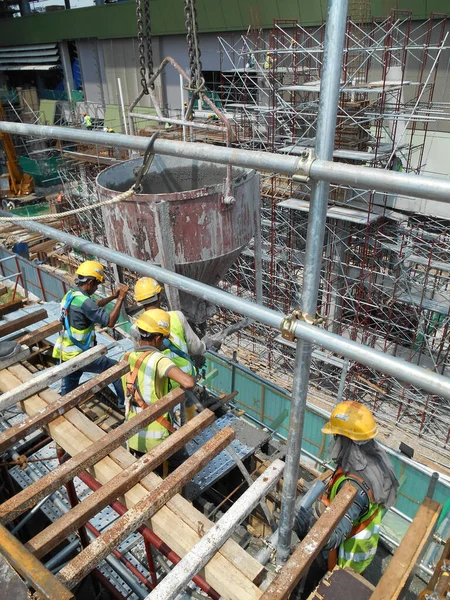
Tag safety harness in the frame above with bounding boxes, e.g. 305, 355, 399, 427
123, 350, 175, 433
322, 467, 381, 571
60, 289, 94, 352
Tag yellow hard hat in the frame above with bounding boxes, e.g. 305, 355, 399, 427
321, 401, 378, 441
135, 309, 170, 337
75, 260, 104, 283
134, 277, 163, 303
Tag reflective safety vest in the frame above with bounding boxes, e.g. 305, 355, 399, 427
123, 349, 173, 453
162, 311, 194, 386
324, 468, 382, 574
52, 290, 94, 361
84, 115, 92, 128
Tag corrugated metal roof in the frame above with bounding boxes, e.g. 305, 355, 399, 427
0, 43, 59, 72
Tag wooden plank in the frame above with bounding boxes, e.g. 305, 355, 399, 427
0, 299, 24, 317
0, 308, 47, 338
0, 346, 30, 370
27, 409, 216, 559
0, 345, 108, 412
5, 363, 264, 600
17, 321, 62, 347
0, 524, 74, 600
0, 389, 184, 524
260, 483, 359, 600
0, 361, 129, 455
370, 497, 441, 600
0, 285, 7, 296
58, 427, 235, 590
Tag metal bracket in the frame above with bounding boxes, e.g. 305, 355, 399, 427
292, 148, 315, 183
280, 307, 323, 342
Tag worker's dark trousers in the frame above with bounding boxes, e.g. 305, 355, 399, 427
60, 355, 125, 407
292, 554, 328, 600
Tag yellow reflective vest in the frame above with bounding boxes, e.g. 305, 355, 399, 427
123, 349, 172, 453
53, 290, 94, 361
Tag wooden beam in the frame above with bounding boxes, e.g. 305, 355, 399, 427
0, 345, 30, 370
0, 285, 7, 296
0, 345, 108, 412
260, 482, 359, 600
58, 426, 235, 590
5, 363, 265, 600
0, 299, 24, 317
0, 361, 129, 455
370, 497, 441, 600
27, 409, 216, 559
0, 388, 185, 524
0, 308, 47, 338
0, 523, 74, 600
17, 321, 62, 347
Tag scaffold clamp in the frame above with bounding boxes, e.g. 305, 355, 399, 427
292, 148, 315, 183
280, 308, 321, 341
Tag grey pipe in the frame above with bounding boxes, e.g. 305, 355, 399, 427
1, 121, 450, 201
255, 479, 326, 565
276, 0, 349, 564
3, 213, 450, 402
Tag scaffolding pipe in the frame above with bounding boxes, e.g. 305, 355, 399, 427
1, 121, 450, 202
2, 212, 450, 402
146, 460, 284, 600
276, 0, 349, 564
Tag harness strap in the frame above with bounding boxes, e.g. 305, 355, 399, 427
124, 351, 176, 434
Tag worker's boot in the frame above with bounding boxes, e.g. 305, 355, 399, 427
185, 404, 197, 422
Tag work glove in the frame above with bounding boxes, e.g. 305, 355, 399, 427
294, 506, 314, 540
193, 355, 206, 370
201, 334, 222, 351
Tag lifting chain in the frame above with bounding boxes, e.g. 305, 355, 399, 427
184, 0, 205, 96
280, 308, 325, 342
136, 0, 154, 94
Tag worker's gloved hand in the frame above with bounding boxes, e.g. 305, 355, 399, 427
294, 506, 314, 540
201, 334, 222, 351
193, 355, 206, 370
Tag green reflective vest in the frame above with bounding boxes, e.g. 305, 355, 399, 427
329, 471, 382, 573
123, 350, 171, 453
163, 311, 194, 387
52, 290, 94, 361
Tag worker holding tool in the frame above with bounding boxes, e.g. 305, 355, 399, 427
123, 309, 195, 465
293, 401, 399, 599
53, 260, 128, 407
129, 277, 206, 421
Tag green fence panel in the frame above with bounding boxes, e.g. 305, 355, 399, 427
206, 353, 450, 521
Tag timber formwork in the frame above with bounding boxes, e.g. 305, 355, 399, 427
0, 303, 267, 600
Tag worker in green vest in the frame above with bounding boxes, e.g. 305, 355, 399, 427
53, 260, 128, 407
83, 112, 93, 130
293, 401, 399, 599
129, 277, 206, 421
123, 309, 195, 462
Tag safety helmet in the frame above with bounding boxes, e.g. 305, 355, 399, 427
321, 401, 378, 441
134, 277, 163, 303
135, 309, 170, 337
75, 260, 105, 283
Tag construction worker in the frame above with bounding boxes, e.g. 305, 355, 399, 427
293, 401, 399, 598
83, 112, 93, 130
123, 309, 195, 461
263, 52, 273, 69
130, 277, 206, 420
53, 260, 128, 407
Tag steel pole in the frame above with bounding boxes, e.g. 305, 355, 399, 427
1, 121, 450, 201
276, 0, 349, 564
3, 213, 450, 401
